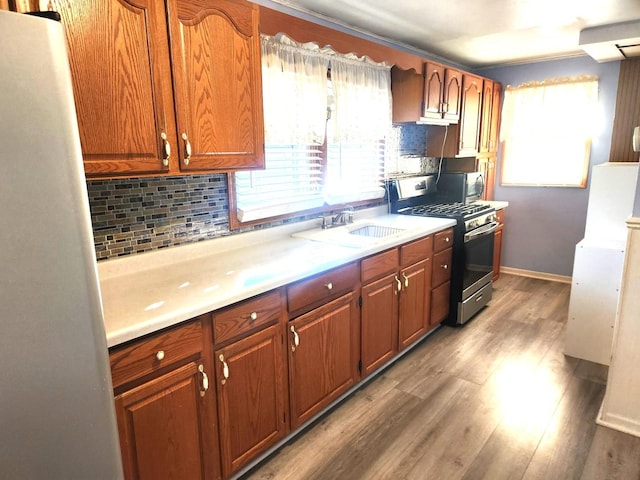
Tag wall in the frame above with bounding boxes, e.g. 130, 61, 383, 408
88, 125, 427, 261
478, 56, 621, 277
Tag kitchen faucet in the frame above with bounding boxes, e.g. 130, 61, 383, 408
321, 205, 354, 229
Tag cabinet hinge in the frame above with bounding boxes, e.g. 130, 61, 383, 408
358, 295, 362, 308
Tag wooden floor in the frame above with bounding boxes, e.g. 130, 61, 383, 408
242, 274, 640, 480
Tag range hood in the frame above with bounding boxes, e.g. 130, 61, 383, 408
579, 20, 640, 62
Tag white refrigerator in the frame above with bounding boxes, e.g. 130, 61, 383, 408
0, 10, 123, 478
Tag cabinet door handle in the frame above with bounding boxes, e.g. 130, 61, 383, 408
198, 364, 209, 397
394, 276, 402, 294
402, 273, 409, 288
325, 282, 333, 291
160, 132, 170, 167
155, 350, 165, 361
218, 354, 229, 385
441, 264, 449, 270
249, 311, 258, 321
182, 132, 191, 166
290, 325, 299, 352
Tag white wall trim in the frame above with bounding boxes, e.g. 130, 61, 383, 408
626, 216, 640, 230
597, 406, 640, 438
500, 266, 572, 284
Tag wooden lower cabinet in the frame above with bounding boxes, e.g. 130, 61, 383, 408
361, 273, 398, 375
288, 292, 360, 429
431, 281, 451, 326
398, 257, 432, 349
111, 316, 220, 480
214, 324, 288, 478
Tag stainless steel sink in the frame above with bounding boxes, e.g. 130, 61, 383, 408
349, 225, 405, 238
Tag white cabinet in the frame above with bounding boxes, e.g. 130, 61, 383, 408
564, 162, 639, 365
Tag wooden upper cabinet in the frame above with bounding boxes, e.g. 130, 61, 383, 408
53, 0, 175, 176
458, 74, 483, 157
479, 80, 494, 153
443, 68, 462, 122
392, 62, 462, 124
391, 66, 424, 123
168, 0, 264, 172
54, 0, 264, 177
422, 62, 445, 120
489, 82, 502, 153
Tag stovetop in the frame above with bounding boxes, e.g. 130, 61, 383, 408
398, 202, 493, 218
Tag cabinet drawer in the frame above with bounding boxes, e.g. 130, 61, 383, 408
432, 247, 453, 287
434, 228, 454, 252
110, 318, 204, 389
287, 263, 359, 315
361, 248, 399, 283
400, 236, 432, 267
214, 290, 282, 345
495, 208, 505, 225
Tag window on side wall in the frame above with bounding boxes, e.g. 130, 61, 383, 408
231, 34, 391, 228
499, 76, 599, 188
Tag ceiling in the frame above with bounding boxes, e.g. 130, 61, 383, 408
259, 0, 640, 68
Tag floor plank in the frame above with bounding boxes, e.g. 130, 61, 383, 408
242, 274, 638, 480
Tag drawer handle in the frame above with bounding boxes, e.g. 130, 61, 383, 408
394, 276, 402, 294
155, 350, 165, 361
444, 237, 450, 243
402, 273, 409, 288
441, 264, 449, 270
219, 354, 229, 385
250, 311, 258, 321
290, 325, 299, 352
325, 282, 333, 291
198, 364, 209, 397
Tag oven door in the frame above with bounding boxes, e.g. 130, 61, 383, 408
462, 221, 498, 299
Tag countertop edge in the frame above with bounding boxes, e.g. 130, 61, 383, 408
102, 213, 456, 348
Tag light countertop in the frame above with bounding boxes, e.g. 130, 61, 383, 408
98, 207, 456, 348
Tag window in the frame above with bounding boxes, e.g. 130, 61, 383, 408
233, 34, 391, 226
499, 76, 599, 187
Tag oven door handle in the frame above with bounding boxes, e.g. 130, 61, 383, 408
464, 221, 499, 242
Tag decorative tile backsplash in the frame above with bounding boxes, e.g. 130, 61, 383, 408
87, 124, 435, 261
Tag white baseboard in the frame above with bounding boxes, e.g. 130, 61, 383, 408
500, 266, 572, 284
597, 403, 640, 439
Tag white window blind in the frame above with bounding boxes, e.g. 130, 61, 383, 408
234, 34, 391, 224
500, 76, 599, 187
235, 145, 324, 222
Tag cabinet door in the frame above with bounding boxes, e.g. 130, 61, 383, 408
422, 62, 445, 119
215, 324, 288, 477
52, 0, 176, 176
114, 362, 213, 480
168, 0, 264, 171
391, 66, 425, 122
489, 82, 502, 153
493, 213, 505, 282
361, 273, 398, 376
431, 281, 451, 326
477, 155, 495, 201
479, 80, 494, 153
458, 74, 483, 157
288, 292, 359, 429
443, 68, 462, 122
399, 258, 432, 350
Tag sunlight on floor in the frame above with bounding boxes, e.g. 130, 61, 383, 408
493, 359, 561, 435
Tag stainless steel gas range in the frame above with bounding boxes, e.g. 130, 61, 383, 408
387, 174, 498, 325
